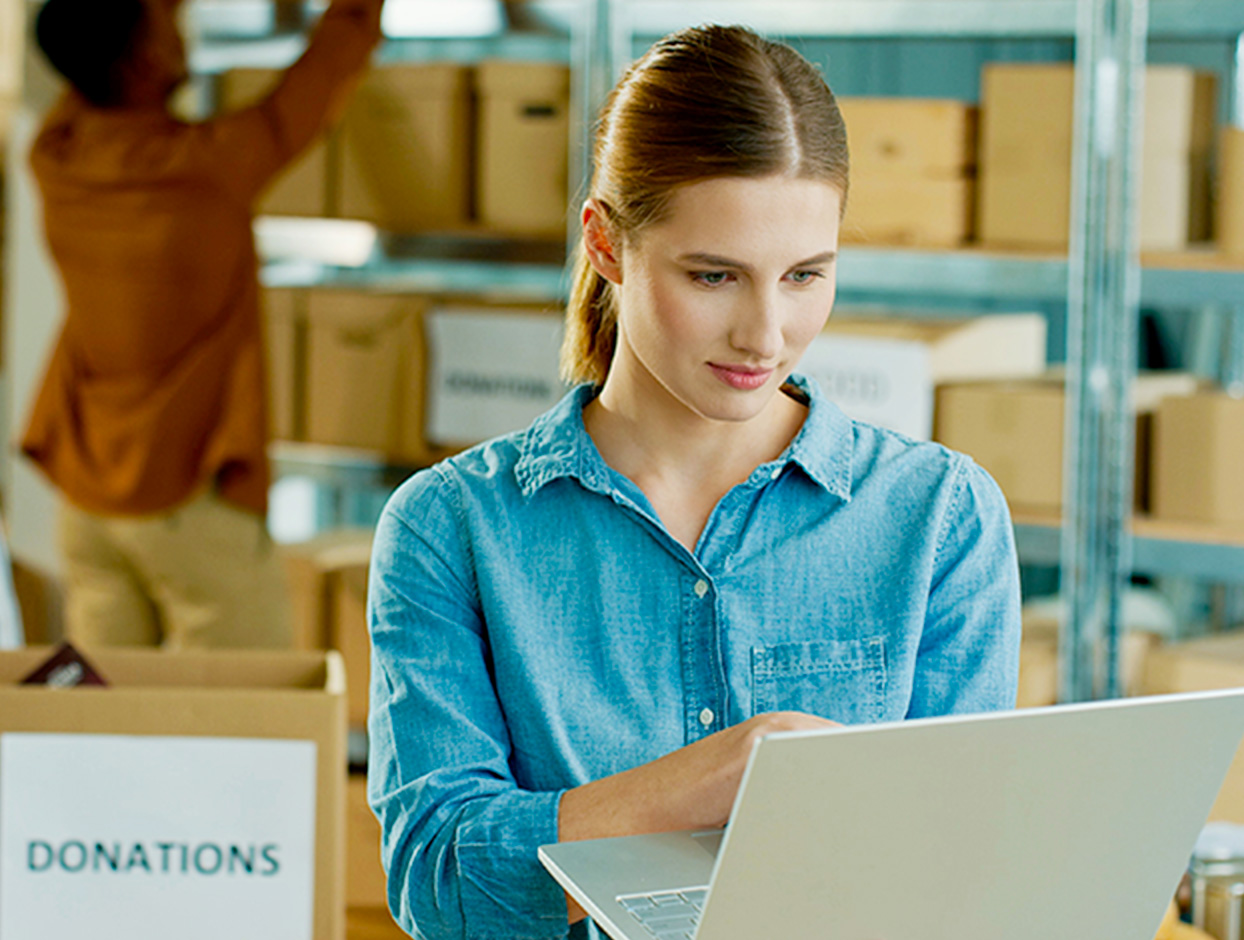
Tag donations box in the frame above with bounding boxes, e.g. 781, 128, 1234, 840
0, 648, 347, 940
424, 306, 566, 447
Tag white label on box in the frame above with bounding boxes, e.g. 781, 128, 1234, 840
427, 309, 567, 445
798, 335, 933, 440
0, 734, 316, 940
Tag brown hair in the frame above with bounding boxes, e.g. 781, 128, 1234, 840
560, 24, 850, 385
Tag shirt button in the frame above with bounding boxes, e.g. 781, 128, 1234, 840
771, 466, 782, 480
693, 579, 709, 598
699, 708, 715, 728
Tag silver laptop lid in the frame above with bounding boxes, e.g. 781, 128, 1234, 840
695, 689, 1244, 940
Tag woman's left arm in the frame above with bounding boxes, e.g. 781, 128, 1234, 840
908, 457, 1023, 718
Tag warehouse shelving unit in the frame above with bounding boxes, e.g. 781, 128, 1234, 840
189, 0, 1244, 700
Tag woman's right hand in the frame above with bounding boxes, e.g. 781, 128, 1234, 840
557, 711, 838, 924
558, 711, 839, 843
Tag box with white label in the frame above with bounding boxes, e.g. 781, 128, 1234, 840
424, 305, 567, 447
798, 312, 1047, 440
0, 648, 346, 940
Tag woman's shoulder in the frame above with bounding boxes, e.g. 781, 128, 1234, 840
385, 430, 529, 515
846, 415, 1005, 509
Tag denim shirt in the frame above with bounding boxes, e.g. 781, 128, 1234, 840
367, 375, 1021, 940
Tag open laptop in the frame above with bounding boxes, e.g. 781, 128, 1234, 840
539, 689, 1244, 940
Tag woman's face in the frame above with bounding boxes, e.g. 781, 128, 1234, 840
597, 174, 842, 425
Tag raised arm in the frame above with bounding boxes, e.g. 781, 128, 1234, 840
202, 0, 385, 203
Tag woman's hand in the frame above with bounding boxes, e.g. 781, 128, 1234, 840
557, 711, 838, 922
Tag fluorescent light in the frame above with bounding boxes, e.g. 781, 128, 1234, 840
381, 0, 505, 39
254, 217, 379, 268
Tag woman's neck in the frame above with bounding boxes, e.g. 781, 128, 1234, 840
583, 363, 807, 550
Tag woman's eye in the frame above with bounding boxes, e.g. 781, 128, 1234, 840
787, 269, 825, 285
692, 271, 732, 286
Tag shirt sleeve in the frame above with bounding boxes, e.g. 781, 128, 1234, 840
196, 0, 383, 205
367, 467, 573, 940
908, 455, 1023, 718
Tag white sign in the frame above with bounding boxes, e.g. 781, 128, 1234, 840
798, 334, 933, 440
0, 734, 317, 940
426, 308, 567, 445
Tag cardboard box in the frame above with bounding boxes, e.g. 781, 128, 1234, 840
281, 529, 374, 652
304, 290, 426, 460
1141, 631, 1244, 825
332, 564, 370, 729
977, 63, 1216, 251
475, 61, 570, 237
217, 69, 335, 218
838, 98, 977, 248
799, 313, 1047, 440
0, 647, 347, 940
423, 304, 567, 448
934, 372, 1201, 513
265, 288, 304, 442
338, 65, 473, 232
1218, 126, 1244, 258
1151, 392, 1244, 528
843, 175, 974, 247
346, 774, 386, 908
280, 530, 373, 728
837, 97, 977, 176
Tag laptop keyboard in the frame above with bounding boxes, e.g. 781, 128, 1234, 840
617, 888, 708, 939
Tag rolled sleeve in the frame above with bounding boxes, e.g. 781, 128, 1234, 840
908, 456, 1022, 718
367, 469, 571, 940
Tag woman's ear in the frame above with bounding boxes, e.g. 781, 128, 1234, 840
581, 199, 623, 285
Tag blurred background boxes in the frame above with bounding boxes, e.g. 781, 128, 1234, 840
978, 63, 1216, 252
1142, 631, 1244, 825
0, 647, 347, 940
338, 65, 473, 232
304, 290, 427, 461
933, 372, 1202, 514
346, 774, 387, 909
1219, 126, 1244, 258
838, 97, 977, 247
801, 312, 1046, 440
217, 69, 336, 218
474, 61, 570, 238
280, 529, 373, 729
423, 304, 566, 448
264, 288, 304, 443
1151, 392, 1244, 529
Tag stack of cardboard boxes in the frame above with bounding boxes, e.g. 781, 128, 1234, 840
264, 289, 566, 463
977, 63, 1217, 253
219, 60, 570, 238
837, 97, 977, 248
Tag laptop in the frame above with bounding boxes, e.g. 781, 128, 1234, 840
539, 689, 1244, 940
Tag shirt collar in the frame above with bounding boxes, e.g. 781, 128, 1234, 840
513, 374, 854, 501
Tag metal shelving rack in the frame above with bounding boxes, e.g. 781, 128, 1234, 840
192, 1, 1244, 698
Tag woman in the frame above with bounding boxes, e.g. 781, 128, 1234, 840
368, 23, 1021, 940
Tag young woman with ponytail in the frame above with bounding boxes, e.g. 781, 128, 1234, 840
367, 24, 1021, 940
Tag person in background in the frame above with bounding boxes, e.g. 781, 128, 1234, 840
367, 23, 1022, 940
22, 0, 385, 649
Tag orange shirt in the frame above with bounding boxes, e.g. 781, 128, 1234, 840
22, 2, 381, 517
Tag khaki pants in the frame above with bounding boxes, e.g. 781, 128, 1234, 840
57, 491, 292, 650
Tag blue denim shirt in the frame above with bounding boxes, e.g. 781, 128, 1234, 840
367, 375, 1021, 940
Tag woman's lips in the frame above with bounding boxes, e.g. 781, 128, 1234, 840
708, 363, 774, 390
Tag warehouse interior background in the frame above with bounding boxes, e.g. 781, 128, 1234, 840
2, 0, 1244, 937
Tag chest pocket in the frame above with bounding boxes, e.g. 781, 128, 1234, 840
751, 637, 887, 725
